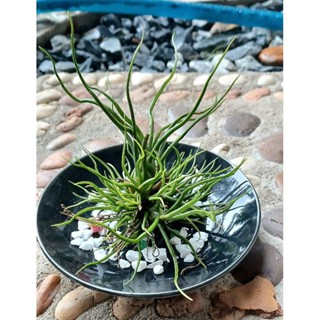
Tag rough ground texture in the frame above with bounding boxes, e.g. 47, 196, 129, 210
36, 70, 283, 319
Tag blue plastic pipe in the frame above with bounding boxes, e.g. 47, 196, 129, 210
36, 0, 283, 31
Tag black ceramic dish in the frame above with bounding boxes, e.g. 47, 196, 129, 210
37, 143, 261, 298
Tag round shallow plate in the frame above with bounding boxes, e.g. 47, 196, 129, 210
37, 143, 261, 298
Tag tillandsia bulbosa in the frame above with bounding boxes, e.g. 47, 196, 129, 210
39, 13, 248, 300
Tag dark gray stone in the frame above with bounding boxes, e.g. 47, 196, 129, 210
262, 206, 283, 239
189, 60, 213, 73
230, 239, 283, 286
235, 55, 279, 72
50, 34, 70, 52
223, 112, 261, 137
225, 41, 262, 61
178, 43, 199, 61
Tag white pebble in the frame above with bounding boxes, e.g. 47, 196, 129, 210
183, 253, 195, 263
91, 209, 101, 217
192, 231, 209, 242
93, 237, 104, 248
70, 238, 84, 246
131, 260, 147, 272
108, 250, 118, 261
93, 248, 108, 262
81, 229, 93, 240
147, 260, 163, 269
189, 238, 205, 252
141, 247, 157, 263
156, 248, 168, 261
78, 220, 91, 231
71, 230, 83, 239
119, 259, 131, 269
125, 250, 139, 262
257, 74, 277, 86
79, 239, 94, 251
175, 244, 192, 259
218, 73, 246, 86
169, 236, 181, 246
99, 209, 116, 217
179, 227, 188, 238
210, 143, 230, 155
230, 156, 257, 172
131, 73, 154, 86
153, 264, 164, 275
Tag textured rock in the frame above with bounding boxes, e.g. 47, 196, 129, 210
56, 116, 83, 132
193, 74, 210, 86
258, 46, 283, 66
273, 91, 283, 101
226, 88, 242, 100
257, 74, 277, 86
230, 240, 283, 286
154, 74, 187, 89
210, 22, 240, 34
196, 89, 216, 100
112, 297, 154, 320
223, 112, 261, 137
218, 74, 246, 86
124, 85, 156, 103
219, 276, 282, 314
262, 206, 283, 239
59, 88, 93, 106
37, 121, 51, 137
37, 274, 61, 316
40, 149, 73, 170
159, 90, 190, 103
230, 156, 257, 172
36, 169, 61, 188
37, 89, 62, 104
72, 73, 97, 86
258, 132, 283, 163
131, 73, 154, 86
156, 291, 209, 317
98, 73, 125, 87
84, 138, 118, 153
42, 72, 73, 88
65, 103, 94, 118
55, 286, 110, 320
243, 87, 271, 101
275, 171, 283, 193
46, 133, 77, 150
37, 104, 58, 120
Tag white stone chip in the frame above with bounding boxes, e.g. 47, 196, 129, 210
119, 259, 131, 269
131, 260, 147, 272
108, 250, 118, 261
147, 260, 163, 269
81, 229, 93, 240
93, 248, 108, 263
125, 250, 140, 262
93, 237, 104, 248
153, 264, 164, 275
192, 231, 209, 242
78, 220, 91, 231
189, 238, 205, 252
156, 248, 168, 261
141, 247, 157, 263
169, 236, 181, 246
79, 239, 94, 251
71, 230, 83, 239
183, 253, 195, 263
179, 227, 188, 238
175, 244, 192, 258
70, 238, 84, 246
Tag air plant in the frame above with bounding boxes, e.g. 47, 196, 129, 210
39, 13, 247, 300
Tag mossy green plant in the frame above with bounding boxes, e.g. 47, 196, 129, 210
39, 13, 247, 301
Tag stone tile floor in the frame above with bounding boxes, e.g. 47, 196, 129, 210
36, 70, 283, 319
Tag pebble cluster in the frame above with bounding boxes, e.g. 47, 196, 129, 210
37, 11, 283, 76
36, 68, 283, 320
